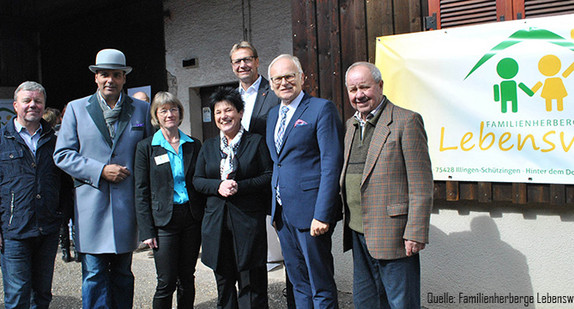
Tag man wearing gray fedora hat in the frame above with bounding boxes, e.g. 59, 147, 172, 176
54, 48, 153, 308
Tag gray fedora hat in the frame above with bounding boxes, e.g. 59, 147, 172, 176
89, 49, 133, 74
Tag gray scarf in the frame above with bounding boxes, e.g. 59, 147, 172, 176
97, 92, 124, 140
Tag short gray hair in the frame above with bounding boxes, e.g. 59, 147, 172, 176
14, 81, 46, 101
345, 62, 382, 87
268, 54, 304, 79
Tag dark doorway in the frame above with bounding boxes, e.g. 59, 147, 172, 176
1, 0, 167, 111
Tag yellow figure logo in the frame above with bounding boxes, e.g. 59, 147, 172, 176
531, 54, 574, 112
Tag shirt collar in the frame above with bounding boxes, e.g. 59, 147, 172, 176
14, 118, 42, 135
282, 90, 304, 111
239, 75, 262, 95
97, 91, 123, 109
151, 129, 193, 147
353, 96, 387, 125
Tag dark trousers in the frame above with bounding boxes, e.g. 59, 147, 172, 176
1, 233, 59, 309
215, 209, 268, 309
276, 209, 339, 309
153, 204, 202, 309
351, 231, 420, 309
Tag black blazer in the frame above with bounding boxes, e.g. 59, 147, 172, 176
247, 77, 280, 137
193, 132, 272, 271
134, 133, 204, 241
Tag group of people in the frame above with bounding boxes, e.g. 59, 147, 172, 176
0, 41, 433, 309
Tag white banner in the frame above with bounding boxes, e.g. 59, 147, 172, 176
376, 14, 574, 184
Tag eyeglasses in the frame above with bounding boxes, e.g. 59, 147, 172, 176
270, 73, 298, 86
158, 108, 179, 115
231, 56, 255, 66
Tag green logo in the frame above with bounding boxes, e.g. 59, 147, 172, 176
466, 28, 574, 113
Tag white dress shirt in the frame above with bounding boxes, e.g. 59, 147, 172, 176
239, 75, 262, 131
274, 91, 304, 146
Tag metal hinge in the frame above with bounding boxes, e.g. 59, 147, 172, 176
425, 13, 437, 30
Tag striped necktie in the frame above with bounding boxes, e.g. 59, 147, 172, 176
275, 106, 289, 153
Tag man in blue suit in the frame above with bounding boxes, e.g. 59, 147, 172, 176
266, 54, 344, 308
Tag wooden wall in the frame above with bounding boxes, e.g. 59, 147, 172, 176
291, 0, 427, 122
289, 0, 574, 207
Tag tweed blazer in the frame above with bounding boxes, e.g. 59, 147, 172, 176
340, 100, 433, 260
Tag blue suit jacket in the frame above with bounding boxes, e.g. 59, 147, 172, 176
266, 92, 344, 229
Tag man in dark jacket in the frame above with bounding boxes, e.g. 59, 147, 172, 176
0, 81, 65, 309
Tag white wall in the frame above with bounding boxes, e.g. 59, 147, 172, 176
163, 0, 293, 136
336, 204, 574, 308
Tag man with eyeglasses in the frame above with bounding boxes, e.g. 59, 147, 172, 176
229, 41, 298, 307
266, 54, 344, 308
54, 48, 153, 308
229, 41, 280, 136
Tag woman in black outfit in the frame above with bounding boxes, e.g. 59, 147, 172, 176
134, 91, 204, 308
194, 87, 272, 309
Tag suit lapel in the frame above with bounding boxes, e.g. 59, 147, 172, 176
114, 95, 134, 145
86, 94, 113, 147
182, 141, 193, 176
340, 119, 357, 187
267, 106, 279, 161
250, 77, 270, 123
362, 103, 393, 186
278, 93, 309, 156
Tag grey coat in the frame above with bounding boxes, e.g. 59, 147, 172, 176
54, 93, 153, 254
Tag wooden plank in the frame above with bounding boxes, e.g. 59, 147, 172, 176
393, 0, 422, 34
460, 182, 477, 200
434, 181, 446, 200
566, 186, 574, 204
340, 0, 367, 121
513, 0, 525, 19
550, 184, 565, 205
496, 0, 514, 21
512, 183, 527, 204
316, 0, 343, 111
393, 0, 408, 34
366, 0, 390, 64
408, 0, 423, 32
493, 183, 512, 202
528, 184, 547, 203
478, 182, 492, 203
427, 0, 442, 29
446, 181, 459, 201
291, 0, 319, 96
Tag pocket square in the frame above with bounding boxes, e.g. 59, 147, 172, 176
132, 122, 145, 130
294, 119, 308, 127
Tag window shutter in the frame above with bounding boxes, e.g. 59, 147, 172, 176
524, 0, 574, 18
428, 0, 501, 29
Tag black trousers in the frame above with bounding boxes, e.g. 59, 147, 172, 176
215, 208, 268, 309
152, 204, 202, 309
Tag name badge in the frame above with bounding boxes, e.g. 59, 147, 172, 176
154, 154, 170, 165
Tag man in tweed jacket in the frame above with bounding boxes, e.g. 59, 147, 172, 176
340, 62, 433, 308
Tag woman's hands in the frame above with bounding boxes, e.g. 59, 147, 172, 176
218, 180, 238, 197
